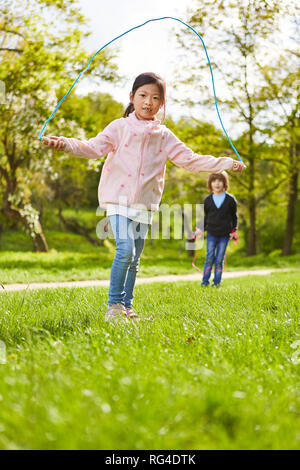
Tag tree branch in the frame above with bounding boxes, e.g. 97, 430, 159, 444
0, 47, 23, 53
0, 29, 25, 39
256, 61, 289, 121
213, 61, 249, 122
230, 172, 250, 190
262, 158, 289, 167
256, 177, 288, 204
0, 166, 9, 181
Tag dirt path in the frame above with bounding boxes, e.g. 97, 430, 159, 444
0, 268, 291, 292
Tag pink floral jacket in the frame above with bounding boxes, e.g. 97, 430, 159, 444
60, 111, 235, 210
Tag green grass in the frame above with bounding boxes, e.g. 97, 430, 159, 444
0, 271, 299, 449
1, 229, 300, 284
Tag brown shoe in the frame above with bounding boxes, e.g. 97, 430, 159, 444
125, 307, 140, 320
105, 303, 127, 323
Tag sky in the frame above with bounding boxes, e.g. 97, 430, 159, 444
75, 0, 195, 117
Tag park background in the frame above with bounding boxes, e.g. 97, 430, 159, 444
0, 0, 299, 450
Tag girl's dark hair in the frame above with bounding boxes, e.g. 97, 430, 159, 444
207, 172, 229, 192
123, 72, 166, 122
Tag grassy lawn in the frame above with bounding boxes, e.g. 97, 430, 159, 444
1, 228, 300, 284
0, 271, 299, 449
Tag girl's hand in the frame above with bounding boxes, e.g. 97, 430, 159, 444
42, 136, 66, 151
230, 229, 238, 242
232, 161, 246, 172
193, 227, 203, 238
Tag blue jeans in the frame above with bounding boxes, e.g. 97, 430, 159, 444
202, 232, 230, 286
108, 215, 149, 307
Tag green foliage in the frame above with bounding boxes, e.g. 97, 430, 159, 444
0, 0, 118, 247
163, 118, 231, 207
58, 91, 124, 137
50, 92, 124, 209
0, 0, 298, 255
176, 0, 299, 255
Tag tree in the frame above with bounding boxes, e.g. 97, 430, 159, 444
0, 0, 118, 251
255, 19, 299, 255
176, 0, 298, 254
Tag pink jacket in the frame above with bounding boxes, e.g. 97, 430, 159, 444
61, 111, 235, 210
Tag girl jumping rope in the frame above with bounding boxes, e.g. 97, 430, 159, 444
42, 72, 246, 322
199, 171, 238, 287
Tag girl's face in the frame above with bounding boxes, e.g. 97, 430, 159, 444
211, 179, 225, 194
130, 83, 163, 120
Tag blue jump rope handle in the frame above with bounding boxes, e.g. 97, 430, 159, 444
39, 16, 243, 163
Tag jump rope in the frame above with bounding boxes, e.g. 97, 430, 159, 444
39, 16, 243, 272
191, 230, 239, 273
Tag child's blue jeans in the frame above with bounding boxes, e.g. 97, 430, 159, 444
108, 215, 149, 307
202, 232, 230, 286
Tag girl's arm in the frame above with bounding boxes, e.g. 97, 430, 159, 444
42, 120, 120, 159
165, 130, 246, 173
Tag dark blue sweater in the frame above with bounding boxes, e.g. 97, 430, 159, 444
204, 192, 238, 237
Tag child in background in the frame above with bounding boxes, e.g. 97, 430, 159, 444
201, 172, 238, 287
42, 72, 246, 322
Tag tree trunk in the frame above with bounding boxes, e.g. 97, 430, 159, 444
282, 170, 298, 256
248, 195, 257, 255
2, 202, 49, 252
1, 162, 49, 252
247, 116, 257, 256
31, 230, 49, 252
282, 131, 299, 255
